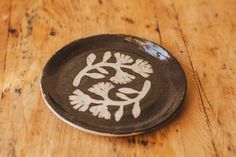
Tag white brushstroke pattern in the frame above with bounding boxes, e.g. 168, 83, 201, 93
69, 51, 153, 121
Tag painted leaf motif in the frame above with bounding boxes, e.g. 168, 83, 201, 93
96, 67, 108, 74
110, 71, 136, 84
118, 87, 138, 94
114, 52, 133, 64
79, 105, 89, 112
70, 51, 154, 122
103, 51, 111, 62
131, 59, 153, 78
87, 53, 96, 65
114, 107, 124, 121
89, 105, 111, 119
69, 89, 91, 112
86, 73, 105, 79
116, 92, 129, 100
73, 104, 82, 109
132, 102, 141, 118
88, 82, 114, 98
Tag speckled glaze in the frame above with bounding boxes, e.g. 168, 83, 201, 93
40, 34, 187, 136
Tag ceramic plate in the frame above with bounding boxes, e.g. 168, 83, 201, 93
40, 34, 187, 136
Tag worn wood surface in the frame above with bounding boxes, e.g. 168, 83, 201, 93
0, 0, 236, 156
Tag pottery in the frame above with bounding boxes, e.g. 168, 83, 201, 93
40, 34, 187, 136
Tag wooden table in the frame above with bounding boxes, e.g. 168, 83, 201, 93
0, 0, 235, 156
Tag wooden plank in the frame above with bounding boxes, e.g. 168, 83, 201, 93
0, 0, 11, 155
150, 0, 219, 156
172, 0, 236, 156
0, 0, 10, 102
0, 0, 235, 156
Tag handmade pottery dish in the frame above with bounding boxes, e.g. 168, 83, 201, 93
40, 34, 187, 136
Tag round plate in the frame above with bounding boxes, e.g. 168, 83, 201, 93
40, 34, 187, 136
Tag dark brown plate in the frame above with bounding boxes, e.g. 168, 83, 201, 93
40, 34, 187, 136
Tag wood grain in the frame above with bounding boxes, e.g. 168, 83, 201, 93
0, 0, 235, 156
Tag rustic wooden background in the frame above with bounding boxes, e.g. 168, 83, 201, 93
0, 0, 236, 156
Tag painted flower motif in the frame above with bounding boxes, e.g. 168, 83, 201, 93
89, 105, 111, 119
131, 59, 153, 77
88, 82, 114, 98
114, 52, 133, 64
70, 52, 154, 121
69, 89, 92, 111
110, 70, 135, 84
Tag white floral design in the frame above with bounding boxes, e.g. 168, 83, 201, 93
131, 59, 153, 78
69, 51, 154, 121
69, 80, 151, 121
69, 89, 92, 111
88, 82, 114, 98
114, 52, 133, 64
110, 70, 135, 84
72, 51, 153, 86
89, 105, 111, 119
